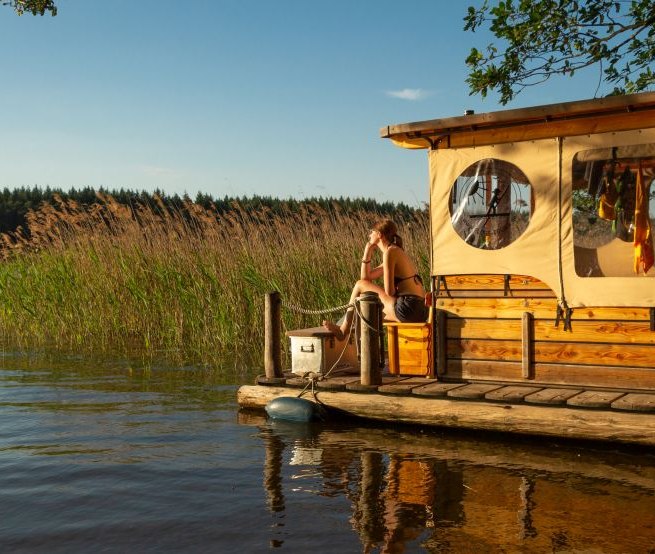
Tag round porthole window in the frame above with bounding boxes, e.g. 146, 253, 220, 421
449, 158, 532, 250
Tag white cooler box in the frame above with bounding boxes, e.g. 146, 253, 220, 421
287, 327, 358, 375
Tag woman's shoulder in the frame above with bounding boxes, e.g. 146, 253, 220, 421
385, 245, 409, 263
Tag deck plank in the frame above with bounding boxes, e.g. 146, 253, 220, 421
524, 388, 582, 405
611, 394, 655, 412
411, 382, 466, 398
567, 391, 626, 409
485, 386, 543, 403
345, 375, 408, 393
284, 376, 309, 387
447, 383, 504, 399
317, 376, 361, 391
378, 377, 438, 395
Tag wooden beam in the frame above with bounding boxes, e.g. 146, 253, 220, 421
437, 297, 653, 321
522, 312, 534, 379
436, 309, 447, 379
448, 339, 522, 361
381, 92, 655, 139
534, 342, 655, 368
359, 292, 383, 386
533, 363, 655, 390
445, 359, 523, 381
445, 359, 655, 390
387, 326, 399, 374
449, 338, 655, 368
436, 289, 556, 299
447, 111, 655, 149
264, 291, 283, 379
238, 385, 655, 446
448, 318, 655, 344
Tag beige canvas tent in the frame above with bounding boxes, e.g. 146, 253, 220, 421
381, 92, 655, 389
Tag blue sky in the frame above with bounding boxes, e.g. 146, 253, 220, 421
1, 0, 602, 206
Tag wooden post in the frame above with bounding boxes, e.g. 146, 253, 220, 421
355, 451, 385, 548
522, 311, 534, 379
359, 292, 382, 386
264, 292, 282, 379
263, 430, 285, 513
378, 305, 385, 369
436, 310, 447, 379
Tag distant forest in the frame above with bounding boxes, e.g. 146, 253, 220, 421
0, 186, 425, 235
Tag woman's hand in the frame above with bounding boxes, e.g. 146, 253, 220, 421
367, 229, 381, 248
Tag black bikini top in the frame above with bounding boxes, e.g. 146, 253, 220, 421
394, 273, 423, 293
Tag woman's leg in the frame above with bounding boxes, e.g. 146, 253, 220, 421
323, 279, 397, 339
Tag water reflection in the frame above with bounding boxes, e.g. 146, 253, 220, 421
242, 412, 655, 553
2, 351, 655, 552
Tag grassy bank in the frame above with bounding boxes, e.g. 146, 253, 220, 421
0, 195, 429, 367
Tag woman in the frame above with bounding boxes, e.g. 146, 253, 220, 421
323, 219, 427, 340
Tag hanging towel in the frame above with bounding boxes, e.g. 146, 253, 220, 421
633, 161, 654, 274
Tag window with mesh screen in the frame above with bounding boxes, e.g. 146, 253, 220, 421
572, 144, 655, 277
450, 158, 532, 250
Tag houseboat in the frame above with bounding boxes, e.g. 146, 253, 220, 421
238, 92, 655, 447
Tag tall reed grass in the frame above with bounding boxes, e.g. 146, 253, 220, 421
0, 194, 429, 367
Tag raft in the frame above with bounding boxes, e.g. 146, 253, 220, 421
240, 92, 655, 447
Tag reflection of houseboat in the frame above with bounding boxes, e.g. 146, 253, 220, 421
238, 92, 655, 446
241, 412, 655, 551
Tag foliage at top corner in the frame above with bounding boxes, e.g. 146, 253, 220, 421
3, 0, 57, 16
464, 0, 655, 104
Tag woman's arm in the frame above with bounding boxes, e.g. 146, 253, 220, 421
360, 243, 375, 279
367, 264, 384, 281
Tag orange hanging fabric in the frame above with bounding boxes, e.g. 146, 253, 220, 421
633, 161, 654, 274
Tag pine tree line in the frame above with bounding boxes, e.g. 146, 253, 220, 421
0, 186, 425, 235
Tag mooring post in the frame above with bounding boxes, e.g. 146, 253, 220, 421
359, 291, 382, 386
264, 291, 282, 379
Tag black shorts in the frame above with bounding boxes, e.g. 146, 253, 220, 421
394, 294, 428, 323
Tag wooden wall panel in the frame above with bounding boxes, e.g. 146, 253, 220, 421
534, 342, 655, 368
437, 275, 555, 298
437, 290, 556, 298
430, 274, 655, 389
450, 318, 655, 344
444, 360, 655, 389
448, 339, 522, 362
437, 298, 558, 319
533, 320, 655, 344
441, 275, 549, 290
445, 359, 523, 381
437, 298, 651, 321
533, 363, 655, 390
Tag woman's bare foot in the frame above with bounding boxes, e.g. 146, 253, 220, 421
322, 320, 344, 340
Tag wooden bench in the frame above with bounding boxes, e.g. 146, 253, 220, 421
385, 306, 434, 377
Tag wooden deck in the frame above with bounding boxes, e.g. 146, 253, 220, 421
238, 368, 655, 447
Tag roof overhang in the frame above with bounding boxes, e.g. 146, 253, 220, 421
380, 92, 655, 150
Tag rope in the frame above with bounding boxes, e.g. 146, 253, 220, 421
354, 300, 382, 335
286, 294, 383, 398
281, 300, 354, 316
282, 297, 380, 334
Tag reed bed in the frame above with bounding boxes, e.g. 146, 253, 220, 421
0, 194, 429, 368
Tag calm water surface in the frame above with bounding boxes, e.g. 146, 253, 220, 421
1, 351, 654, 553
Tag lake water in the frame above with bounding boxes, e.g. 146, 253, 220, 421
1, 351, 654, 553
